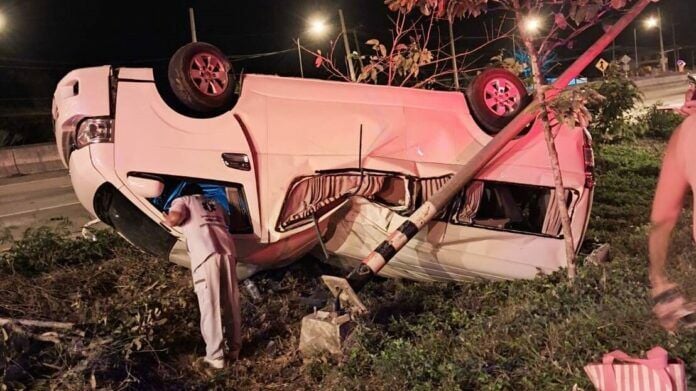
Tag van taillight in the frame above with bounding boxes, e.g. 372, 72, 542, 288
583, 144, 595, 189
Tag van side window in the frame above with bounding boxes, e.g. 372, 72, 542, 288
145, 176, 253, 235
450, 181, 575, 237
276, 171, 412, 232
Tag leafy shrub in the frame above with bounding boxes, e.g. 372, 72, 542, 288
0, 223, 127, 276
586, 64, 643, 143
641, 105, 684, 139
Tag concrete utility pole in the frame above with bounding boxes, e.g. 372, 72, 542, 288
671, 23, 678, 65
634, 28, 639, 70
188, 8, 197, 43
297, 38, 304, 78
612, 40, 616, 62
353, 30, 365, 69
448, 20, 460, 90
657, 7, 666, 72
338, 9, 356, 82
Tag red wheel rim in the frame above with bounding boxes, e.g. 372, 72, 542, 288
483, 78, 522, 117
189, 52, 229, 97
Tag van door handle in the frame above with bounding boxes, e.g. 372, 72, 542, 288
222, 153, 251, 171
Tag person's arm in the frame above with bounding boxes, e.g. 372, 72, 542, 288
649, 125, 689, 290
679, 100, 696, 117
165, 198, 189, 227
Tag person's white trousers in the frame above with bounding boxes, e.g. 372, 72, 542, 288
192, 253, 241, 360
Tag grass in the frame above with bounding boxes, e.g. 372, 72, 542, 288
3, 135, 696, 390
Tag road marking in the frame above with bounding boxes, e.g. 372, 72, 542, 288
0, 201, 81, 218
0, 175, 71, 190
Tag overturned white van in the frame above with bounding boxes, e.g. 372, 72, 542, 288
53, 42, 594, 282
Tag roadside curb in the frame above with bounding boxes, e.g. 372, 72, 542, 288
632, 74, 687, 88
0, 142, 63, 178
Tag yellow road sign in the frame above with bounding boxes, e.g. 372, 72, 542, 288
595, 58, 609, 73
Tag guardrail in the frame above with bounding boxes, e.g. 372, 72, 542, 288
0, 142, 64, 178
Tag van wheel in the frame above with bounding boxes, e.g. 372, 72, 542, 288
168, 42, 236, 113
467, 68, 530, 135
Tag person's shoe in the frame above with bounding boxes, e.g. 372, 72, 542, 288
203, 357, 225, 369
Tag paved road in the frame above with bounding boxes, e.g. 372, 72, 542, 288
0, 170, 92, 245
640, 80, 688, 109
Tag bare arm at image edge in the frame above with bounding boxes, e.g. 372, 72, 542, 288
165, 198, 189, 227
649, 121, 690, 292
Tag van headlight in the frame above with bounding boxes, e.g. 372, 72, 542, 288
75, 117, 114, 149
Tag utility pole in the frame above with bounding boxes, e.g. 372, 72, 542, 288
188, 8, 198, 43
633, 28, 639, 71
448, 20, 460, 90
657, 7, 666, 72
352, 30, 365, 69
338, 9, 356, 82
612, 40, 616, 62
671, 23, 678, 65
297, 38, 304, 78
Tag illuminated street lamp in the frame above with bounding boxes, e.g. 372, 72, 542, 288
308, 18, 328, 37
0, 11, 6, 32
643, 9, 666, 72
644, 16, 658, 29
523, 16, 542, 34
297, 16, 330, 78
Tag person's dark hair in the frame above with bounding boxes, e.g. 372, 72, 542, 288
180, 182, 204, 196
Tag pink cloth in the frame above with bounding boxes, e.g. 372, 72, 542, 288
170, 195, 235, 270
651, 116, 696, 240
584, 347, 686, 391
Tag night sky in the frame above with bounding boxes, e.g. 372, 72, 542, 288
0, 0, 693, 101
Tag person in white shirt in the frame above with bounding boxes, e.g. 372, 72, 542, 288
164, 183, 241, 369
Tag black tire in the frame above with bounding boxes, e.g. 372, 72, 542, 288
466, 68, 530, 135
168, 42, 236, 113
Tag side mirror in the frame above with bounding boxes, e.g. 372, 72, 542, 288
127, 175, 164, 198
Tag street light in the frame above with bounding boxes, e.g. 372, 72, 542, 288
644, 16, 658, 29
297, 16, 330, 78
308, 18, 328, 37
0, 11, 6, 32
643, 9, 666, 72
523, 16, 542, 34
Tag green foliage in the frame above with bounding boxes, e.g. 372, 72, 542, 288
641, 105, 684, 140
0, 222, 127, 276
586, 64, 644, 143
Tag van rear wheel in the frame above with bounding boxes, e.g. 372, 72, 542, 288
467, 68, 530, 135
168, 42, 236, 113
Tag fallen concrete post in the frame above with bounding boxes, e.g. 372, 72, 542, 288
299, 309, 354, 356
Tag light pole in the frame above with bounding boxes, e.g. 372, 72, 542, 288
671, 22, 678, 66
645, 9, 666, 72
0, 10, 6, 33
448, 20, 459, 90
297, 17, 329, 78
188, 8, 197, 43
634, 28, 639, 71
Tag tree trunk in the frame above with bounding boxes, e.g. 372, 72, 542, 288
520, 32, 577, 282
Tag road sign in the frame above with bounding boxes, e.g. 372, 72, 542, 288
595, 58, 610, 73
620, 55, 632, 64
